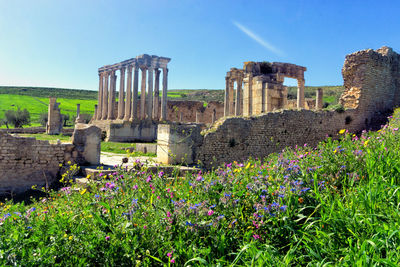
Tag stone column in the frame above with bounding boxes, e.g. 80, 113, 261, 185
266, 87, 272, 112
224, 77, 230, 116
108, 70, 116, 120
94, 105, 98, 120
140, 67, 147, 119
196, 112, 200, 123
101, 72, 109, 120
147, 67, 154, 119
297, 78, 305, 109
153, 68, 161, 120
235, 79, 242, 116
247, 74, 253, 116
212, 109, 216, 124
76, 104, 80, 117
117, 67, 126, 119
229, 80, 235, 115
132, 66, 139, 120
124, 66, 132, 121
160, 68, 168, 121
316, 87, 323, 110
97, 73, 103, 120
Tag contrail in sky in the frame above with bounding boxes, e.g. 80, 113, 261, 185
232, 21, 285, 57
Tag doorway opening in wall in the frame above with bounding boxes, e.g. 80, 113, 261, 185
283, 77, 299, 109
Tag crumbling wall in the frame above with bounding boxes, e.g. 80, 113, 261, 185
0, 132, 71, 195
0, 126, 101, 196
196, 109, 363, 169
166, 100, 224, 123
340, 46, 400, 121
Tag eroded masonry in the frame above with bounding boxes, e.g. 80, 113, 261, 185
225, 62, 307, 116
157, 46, 400, 169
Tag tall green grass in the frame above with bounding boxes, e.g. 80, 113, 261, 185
1, 98, 398, 265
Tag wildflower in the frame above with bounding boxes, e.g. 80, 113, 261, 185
170, 259, 175, 263
158, 171, 164, 178
339, 129, 346, 134
253, 234, 260, 240
68, 236, 73, 240
207, 210, 214, 216
167, 211, 172, 217
80, 189, 87, 195
298, 197, 304, 204
143, 225, 147, 229
105, 236, 110, 241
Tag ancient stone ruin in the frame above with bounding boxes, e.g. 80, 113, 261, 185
157, 46, 400, 169
46, 97, 62, 135
0, 125, 101, 196
94, 54, 171, 122
225, 62, 307, 117
91, 54, 226, 142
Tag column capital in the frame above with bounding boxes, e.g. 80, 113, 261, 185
127, 65, 133, 72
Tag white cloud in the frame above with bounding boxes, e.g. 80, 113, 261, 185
232, 21, 285, 57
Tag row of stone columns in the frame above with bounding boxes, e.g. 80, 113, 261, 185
96, 66, 169, 121
224, 77, 243, 117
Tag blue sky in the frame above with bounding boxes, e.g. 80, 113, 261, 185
0, 0, 399, 90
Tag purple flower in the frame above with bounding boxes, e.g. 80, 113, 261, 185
105, 236, 110, 241
158, 171, 164, 178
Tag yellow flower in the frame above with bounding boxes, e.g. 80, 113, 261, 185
69, 236, 73, 240
86, 174, 91, 179
364, 140, 369, 147
64, 234, 68, 238
339, 129, 346, 134
80, 189, 87, 195
245, 162, 251, 169
333, 150, 337, 154
67, 161, 72, 165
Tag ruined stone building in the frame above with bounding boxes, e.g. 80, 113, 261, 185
46, 97, 62, 135
95, 54, 171, 122
91, 54, 225, 142
158, 46, 400, 169
224, 61, 307, 117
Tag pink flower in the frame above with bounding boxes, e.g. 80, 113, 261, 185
167, 211, 171, 217
167, 252, 173, 258
170, 259, 175, 263
105, 236, 110, 241
143, 225, 147, 229
253, 234, 260, 240
207, 210, 214, 216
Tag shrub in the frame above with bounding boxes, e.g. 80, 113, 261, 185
3, 107, 31, 128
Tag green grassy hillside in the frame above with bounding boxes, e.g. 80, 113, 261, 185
0, 85, 345, 127
0, 95, 97, 126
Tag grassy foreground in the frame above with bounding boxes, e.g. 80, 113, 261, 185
1, 109, 400, 265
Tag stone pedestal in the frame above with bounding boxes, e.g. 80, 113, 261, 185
316, 88, 323, 110
46, 97, 63, 135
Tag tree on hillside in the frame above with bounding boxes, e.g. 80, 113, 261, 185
62, 113, 70, 126
0, 117, 9, 129
4, 108, 31, 128
39, 112, 48, 127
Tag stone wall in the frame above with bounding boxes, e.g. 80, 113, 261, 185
196, 109, 363, 169
340, 46, 400, 122
0, 125, 101, 196
158, 46, 400, 169
167, 100, 224, 124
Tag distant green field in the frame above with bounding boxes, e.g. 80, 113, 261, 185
0, 94, 97, 124
0, 86, 345, 128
